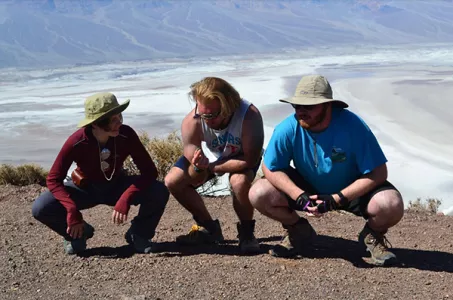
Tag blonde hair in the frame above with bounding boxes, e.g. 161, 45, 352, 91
189, 77, 241, 118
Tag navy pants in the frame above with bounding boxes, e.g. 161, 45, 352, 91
32, 175, 169, 241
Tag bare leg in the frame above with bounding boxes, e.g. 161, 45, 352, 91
248, 178, 300, 226
358, 189, 403, 266
164, 166, 212, 222
366, 189, 404, 232
230, 170, 255, 221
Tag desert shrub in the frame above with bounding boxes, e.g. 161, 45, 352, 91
407, 197, 442, 214
123, 131, 181, 181
0, 164, 48, 186
123, 131, 220, 195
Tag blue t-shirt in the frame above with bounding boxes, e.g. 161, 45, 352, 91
263, 107, 387, 194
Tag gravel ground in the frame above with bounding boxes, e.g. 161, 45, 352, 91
1, 184, 452, 300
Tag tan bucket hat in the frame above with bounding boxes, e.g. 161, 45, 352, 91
279, 75, 348, 108
77, 92, 130, 128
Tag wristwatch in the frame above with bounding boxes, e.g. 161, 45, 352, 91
193, 165, 204, 173
337, 192, 349, 207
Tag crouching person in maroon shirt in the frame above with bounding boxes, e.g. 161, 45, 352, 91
32, 92, 169, 255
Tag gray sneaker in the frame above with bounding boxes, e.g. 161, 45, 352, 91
270, 218, 316, 258
125, 228, 154, 254
358, 224, 397, 266
63, 222, 95, 255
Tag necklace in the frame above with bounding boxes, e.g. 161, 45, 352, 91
305, 130, 319, 169
97, 138, 117, 181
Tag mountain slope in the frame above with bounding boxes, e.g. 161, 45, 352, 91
1, 0, 453, 68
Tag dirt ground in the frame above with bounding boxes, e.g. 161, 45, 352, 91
1, 184, 452, 300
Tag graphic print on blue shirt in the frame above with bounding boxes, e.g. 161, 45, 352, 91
331, 146, 347, 163
263, 107, 387, 194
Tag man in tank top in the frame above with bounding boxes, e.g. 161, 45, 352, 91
165, 77, 264, 254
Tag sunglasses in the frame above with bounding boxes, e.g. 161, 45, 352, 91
100, 148, 111, 171
291, 104, 318, 111
194, 103, 221, 120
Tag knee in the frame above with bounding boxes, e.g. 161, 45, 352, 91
164, 169, 184, 193
31, 200, 41, 220
150, 180, 170, 205
229, 173, 250, 194
390, 191, 405, 220
386, 190, 404, 217
371, 189, 404, 220
248, 179, 272, 209
31, 192, 51, 220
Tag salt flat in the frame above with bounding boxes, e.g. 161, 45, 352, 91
1, 44, 452, 213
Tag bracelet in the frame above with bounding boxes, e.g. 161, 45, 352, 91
193, 165, 204, 173
337, 192, 349, 207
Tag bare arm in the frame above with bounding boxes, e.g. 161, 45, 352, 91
262, 163, 307, 200
339, 163, 388, 201
306, 163, 389, 214
211, 105, 264, 174
181, 110, 207, 180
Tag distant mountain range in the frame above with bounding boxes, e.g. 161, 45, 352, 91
1, 0, 453, 68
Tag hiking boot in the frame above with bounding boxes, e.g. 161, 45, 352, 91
176, 219, 224, 245
237, 220, 260, 254
125, 228, 154, 254
63, 222, 95, 255
358, 223, 397, 266
270, 218, 316, 258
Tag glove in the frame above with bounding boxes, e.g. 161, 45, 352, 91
315, 194, 338, 213
287, 192, 315, 211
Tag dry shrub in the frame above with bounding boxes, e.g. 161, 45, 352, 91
123, 131, 183, 181
0, 164, 48, 186
123, 131, 220, 195
407, 197, 442, 214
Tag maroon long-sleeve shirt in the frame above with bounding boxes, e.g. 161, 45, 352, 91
47, 125, 158, 227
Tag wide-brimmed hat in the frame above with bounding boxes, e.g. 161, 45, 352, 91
77, 92, 130, 128
279, 75, 348, 108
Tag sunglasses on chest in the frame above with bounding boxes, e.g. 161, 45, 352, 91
97, 139, 117, 181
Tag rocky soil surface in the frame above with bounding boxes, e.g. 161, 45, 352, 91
1, 184, 452, 299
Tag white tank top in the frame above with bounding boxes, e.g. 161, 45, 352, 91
201, 99, 251, 163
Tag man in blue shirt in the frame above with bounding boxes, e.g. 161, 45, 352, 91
249, 75, 404, 266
